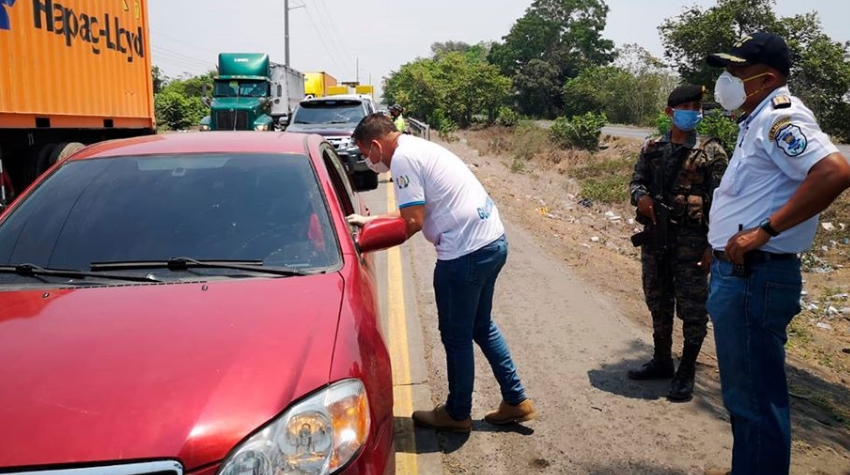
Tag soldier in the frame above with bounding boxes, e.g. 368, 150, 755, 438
628, 84, 729, 402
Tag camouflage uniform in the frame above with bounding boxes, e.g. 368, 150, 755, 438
630, 131, 728, 357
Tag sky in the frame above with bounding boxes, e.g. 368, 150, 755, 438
148, 0, 850, 101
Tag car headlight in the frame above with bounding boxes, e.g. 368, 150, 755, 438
200, 124, 211, 131
254, 124, 270, 131
217, 379, 370, 475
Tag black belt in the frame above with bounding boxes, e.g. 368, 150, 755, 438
712, 249, 798, 263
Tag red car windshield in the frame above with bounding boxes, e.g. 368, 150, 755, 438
0, 153, 340, 275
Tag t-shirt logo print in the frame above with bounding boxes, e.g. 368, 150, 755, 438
396, 175, 410, 189
0, 0, 16, 31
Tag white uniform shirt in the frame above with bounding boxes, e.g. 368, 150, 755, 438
708, 86, 840, 253
391, 135, 505, 261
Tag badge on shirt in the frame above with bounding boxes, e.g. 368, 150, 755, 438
772, 119, 808, 157
397, 175, 410, 189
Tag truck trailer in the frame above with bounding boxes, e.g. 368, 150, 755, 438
0, 0, 156, 204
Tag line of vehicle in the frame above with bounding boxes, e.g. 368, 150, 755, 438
386, 179, 419, 475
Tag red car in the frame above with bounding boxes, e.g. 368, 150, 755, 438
0, 133, 405, 475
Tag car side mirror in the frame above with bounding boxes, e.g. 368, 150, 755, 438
357, 217, 407, 253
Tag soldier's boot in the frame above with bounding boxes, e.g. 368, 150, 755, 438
627, 337, 674, 380
667, 342, 702, 402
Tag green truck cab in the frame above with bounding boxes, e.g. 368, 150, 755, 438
201, 53, 276, 132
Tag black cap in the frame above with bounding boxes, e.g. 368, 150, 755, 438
707, 32, 791, 76
667, 84, 705, 108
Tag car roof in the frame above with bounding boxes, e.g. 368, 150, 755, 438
303, 95, 368, 103
71, 132, 315, 160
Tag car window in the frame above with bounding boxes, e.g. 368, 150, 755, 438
321, 146, 358, 217
0, 153, 341, 274
293, 101, 365, 125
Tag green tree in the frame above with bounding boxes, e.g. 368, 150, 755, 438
488, 0, 616, 117
384, 50, 511, 128
659, 0, 850, 140
154, 90, 193, 130
513, 59, 561, 117
152, 65, 167, 94
154, 71, 215, 130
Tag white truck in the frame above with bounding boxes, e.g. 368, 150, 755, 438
270, 62, 305, 130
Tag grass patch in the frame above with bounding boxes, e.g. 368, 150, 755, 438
787, 316, 813, 347
789, 383, 850, 429
570, 157, 635, 180
511, 156, 526, 173
580, 175, 631, 204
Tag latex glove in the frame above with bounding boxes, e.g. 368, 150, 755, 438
346, 214, 374, 227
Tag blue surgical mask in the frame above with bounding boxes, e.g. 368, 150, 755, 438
672, 109, 703, 132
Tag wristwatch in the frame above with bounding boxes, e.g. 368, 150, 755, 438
759, 217, 780, 237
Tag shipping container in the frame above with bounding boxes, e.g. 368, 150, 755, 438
0, 0, 155, 202
304, 71, 337, 97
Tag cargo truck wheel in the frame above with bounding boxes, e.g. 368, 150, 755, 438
33, 143, 58, 180
50, 142, 85, 166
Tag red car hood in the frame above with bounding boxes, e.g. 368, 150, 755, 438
0, 274, 344, 470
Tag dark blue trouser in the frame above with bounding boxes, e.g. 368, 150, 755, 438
708, 256, 802, 475
433, 235, 526, 420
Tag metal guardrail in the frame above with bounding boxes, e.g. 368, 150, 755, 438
407, 118, 431, 141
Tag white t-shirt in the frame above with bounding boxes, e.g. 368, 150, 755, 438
709, 86, 840, 253
391, 135, 505, 261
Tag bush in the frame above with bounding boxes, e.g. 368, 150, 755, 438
550, 112, 608, 151
697, 111, 738, 156
497, 107, 523, 127
656, 112, 672, 136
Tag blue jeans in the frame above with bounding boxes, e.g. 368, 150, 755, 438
707, 257, 802, 475
433, 235, 526, 420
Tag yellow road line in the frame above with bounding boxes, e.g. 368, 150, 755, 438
386, 181, 418, 475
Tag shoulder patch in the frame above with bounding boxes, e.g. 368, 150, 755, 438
772, 95, 792, 109
775, 123, 808, 157
770, 117, 793, 141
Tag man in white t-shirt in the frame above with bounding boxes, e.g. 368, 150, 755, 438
347, 113, 535, 432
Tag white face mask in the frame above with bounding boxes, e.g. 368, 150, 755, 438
714, 70, 773, 111
365, 143, 390, 174
714, 71, 748, 111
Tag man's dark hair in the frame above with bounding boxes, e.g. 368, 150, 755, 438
353, 113, 397, 144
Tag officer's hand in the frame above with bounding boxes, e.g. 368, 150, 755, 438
697, 247, 713, 275
725, 227, 770, 265
346, 214, 374, 227
637, 195, 657, 225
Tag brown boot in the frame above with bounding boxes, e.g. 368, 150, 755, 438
412, 404, 472, 432
703, 469, 731, 475
484, 399, 537, 425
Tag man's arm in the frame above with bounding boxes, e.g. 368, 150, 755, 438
725, 152, 850, 263
346, 204, 424, 240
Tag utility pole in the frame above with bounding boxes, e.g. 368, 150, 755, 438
284, 0, 290, 66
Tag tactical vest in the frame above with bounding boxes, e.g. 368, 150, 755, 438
642, 137, 719, 228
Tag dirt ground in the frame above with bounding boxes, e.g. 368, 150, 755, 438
410, 127, 850, 474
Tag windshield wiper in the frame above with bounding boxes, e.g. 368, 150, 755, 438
0, 264, 161, 283
90, 257, 308, 277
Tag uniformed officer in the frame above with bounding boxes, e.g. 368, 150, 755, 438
389, 104, 407, 133
628, 84, 728, 403
702, 32, 850, 475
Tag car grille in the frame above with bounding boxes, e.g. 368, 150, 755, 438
215, 110, 249, 130
1, 461, 183, 475
324, 136, 352, 151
